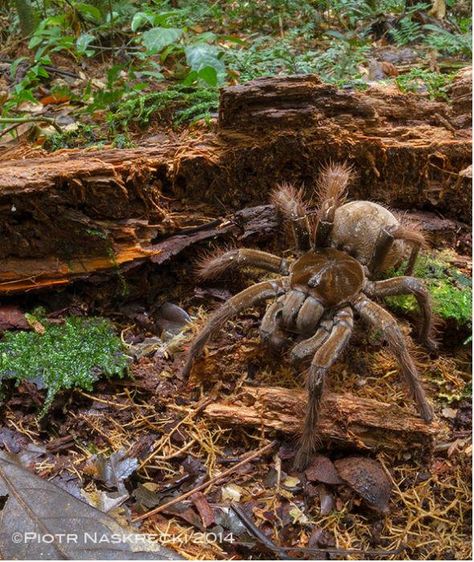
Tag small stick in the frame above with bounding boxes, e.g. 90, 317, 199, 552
0, 122, 22, 139
230, 503, 404, 558
132, 440, 276, 523
0, 117, 62, 134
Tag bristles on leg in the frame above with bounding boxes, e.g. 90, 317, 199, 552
316, 161, 353, 207
195, 247, 239, 281
271, 183, 312, 250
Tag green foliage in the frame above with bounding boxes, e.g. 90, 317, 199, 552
2, 1, 472, 142
389, 16, 423, 46
423, 24, 472, 57
44, 124, 101, 151
28, 16, 77, 60
0, 315, 128, 415
386, 251, 472, 329
396, 68, 455, 100
225, 34, 369, 87
110, 86, 219, 128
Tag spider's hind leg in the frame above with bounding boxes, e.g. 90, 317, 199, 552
182, 278, 287, 379
369, 222, 426, 277
365, 277, 438, 351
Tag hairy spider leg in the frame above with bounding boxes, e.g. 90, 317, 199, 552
281, 290, 306, 328
294, 306, 354, 471
271, 183, 312, 251
197, 248, 289, 280
365, 277, 437, 351
314, 162, 352, 248
369, 224, 426, 277
354, 295, 434, 423
295, 295, 325, 334
182, 278, 287, 379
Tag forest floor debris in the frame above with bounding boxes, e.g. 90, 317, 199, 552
0, 260, 470, 558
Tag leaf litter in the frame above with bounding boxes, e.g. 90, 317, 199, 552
0, 270, 470, 559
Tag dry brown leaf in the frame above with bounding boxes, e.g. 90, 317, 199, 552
334, 456, 391, 513
305, 455, 343, 485
0, 450, 179, 559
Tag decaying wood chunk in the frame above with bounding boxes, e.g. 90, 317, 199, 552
448, 66, 472, 129
0, 73, 470, 295
0, 203, 278, 294
204, 386, 439, 453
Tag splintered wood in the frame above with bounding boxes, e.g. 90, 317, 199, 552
204, 386, 439, 453
0, 70, 470, 294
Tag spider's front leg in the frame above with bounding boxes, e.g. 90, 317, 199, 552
314, 162, 352, 247
354, 295, 434, 423
182, 278, 287, 379
365, 277, 438, 351
294, 306, 353, 471
289, 319, 333, 365
271, 183, 312, 251
197, 248, 289, 280
260, 300, 287, 351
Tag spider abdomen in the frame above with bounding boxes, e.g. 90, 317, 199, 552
332, 201, 407, 271
290, 248, 365, 308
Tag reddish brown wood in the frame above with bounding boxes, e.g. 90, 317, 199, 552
0, 72, 470, 295
204, 386, 439, 453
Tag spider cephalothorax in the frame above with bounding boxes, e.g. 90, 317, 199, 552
182, 163, 436, 470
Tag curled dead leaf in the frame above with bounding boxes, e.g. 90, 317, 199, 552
334, 456, 391, 514
305, 455, 343, 485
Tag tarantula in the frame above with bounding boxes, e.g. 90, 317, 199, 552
182, 163, 436, 470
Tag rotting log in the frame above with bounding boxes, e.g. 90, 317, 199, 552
0, 72, 471, 295
204, 386, 440, 453
0, 198, 467, 294
0, 203, 278, 293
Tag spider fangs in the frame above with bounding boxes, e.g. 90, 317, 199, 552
182, 163, 436, 470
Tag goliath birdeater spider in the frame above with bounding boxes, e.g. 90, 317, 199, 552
182, 163, 436, 470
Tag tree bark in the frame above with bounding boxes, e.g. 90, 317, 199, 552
14, 0, 37, 36
204, 386, 439, 454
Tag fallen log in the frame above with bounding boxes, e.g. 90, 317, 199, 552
204, 386, 439, 454
0, 72, 470, 295
0, 204, 277, 293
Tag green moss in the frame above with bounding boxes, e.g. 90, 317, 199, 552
386, 250, 472, 329
0, 315, 128, 415
44, 124, 104, 151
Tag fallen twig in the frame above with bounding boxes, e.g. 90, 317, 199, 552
132, 440, 277, 523
230, 503, 405, 559
0, 117, 62, 135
